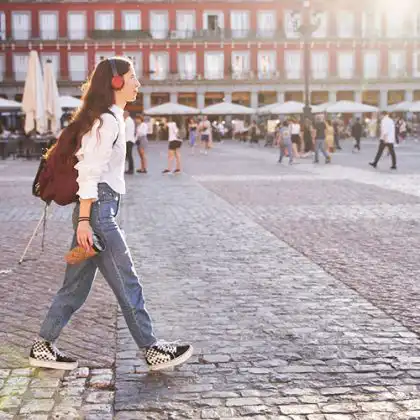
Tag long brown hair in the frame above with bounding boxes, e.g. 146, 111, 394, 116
53, 57, 132, 160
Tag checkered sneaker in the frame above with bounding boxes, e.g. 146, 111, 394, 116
144, 340, 193, 371
29, 339, 78, 370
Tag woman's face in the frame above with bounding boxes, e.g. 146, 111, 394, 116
121, 66, 141, 103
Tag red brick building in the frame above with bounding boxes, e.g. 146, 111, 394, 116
1, 0, 419, 112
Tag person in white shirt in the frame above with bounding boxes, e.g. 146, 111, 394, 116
369, 111, 397, 170
162, 118, 183, 174
199, 116, 211, 155
124, 111, 135, 174
29, 57, 193, 372
290, 119, 301, 158
135, 115, 148, 173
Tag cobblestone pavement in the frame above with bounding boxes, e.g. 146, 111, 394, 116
2, 140, 420, 419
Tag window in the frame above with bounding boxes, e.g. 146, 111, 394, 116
284, 51, 302, 79
311, 11, 328, 38
68, 12, 86, 40
231, 51, 250, 79
39, 12, 58, 40
203, 11, 224, 31
95, 11, 114, 30
13, 53, 29, 81
124, 53, 142, 77
389, 51, 406, 78
311, 51, 328, 79
363, 51, 379, 79
337, 11, 354, 38
0, 54, 4, 82
284, 10, 301, 39
257, 11, 276, 38
258, 50, 276, 79
386, 12, 406, 38
95, 52, 114, 67
41, 53, 60, 79
176, 11, 195, 38
337, 51, 354, 79
230, 11, 249, 39
204, 52, 224, 79
12, 12, 31, 40
150, 12, 168, 39
0, 12, 5, 40
178, 52, 196, 79
414, 13, 420, 38
362, 12, 381, 37
413, 51, 420, 77
150, 52, 169, 80
68, 53, 87, 81
122, 11, 141, 31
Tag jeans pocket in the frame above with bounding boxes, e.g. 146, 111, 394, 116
97, 200, 118, 221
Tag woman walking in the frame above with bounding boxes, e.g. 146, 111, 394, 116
135, 115, 148, 173
162, 118, 182, 173
325, 119, 335, 153
29, 57, 193, 371
188, 117, 197, 154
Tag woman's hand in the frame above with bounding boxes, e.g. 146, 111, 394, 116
77, 221, 93, 252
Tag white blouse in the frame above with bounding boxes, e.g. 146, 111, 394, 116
75, 104, 126, 200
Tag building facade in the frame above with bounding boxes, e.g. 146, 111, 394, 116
1, 0, 420, 112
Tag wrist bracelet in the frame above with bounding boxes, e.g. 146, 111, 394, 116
78, 217, 90, 222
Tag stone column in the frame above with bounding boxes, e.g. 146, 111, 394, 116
197, 92, 205, 109
251, 91, 259, 109
405, 90, 414, 102
170, 92, 178, 103
328, 91, 337, 103
276, 91, 285, 103
354, 91, 362, 103
380, 90, 388, 111
143, 92, 151, 111
224, 92, 232, 102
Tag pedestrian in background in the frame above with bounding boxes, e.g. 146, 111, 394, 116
124, 111, 135, 175
278, 120, 293, 165
135, 115, 148, 173
352, 117, 363, 152
313, 114, 331, 164
162, 118, 182, 174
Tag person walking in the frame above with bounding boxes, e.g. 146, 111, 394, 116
124, 111, 135, 174
333, 119, 342, 150
313, 115, 331, 164
162, 118, 182, 174
188, 117, 197, 154
351, 117, 363, 152
369, 111, 397, 170
199, 116, 211, 155
29, 57, 193, 371
290, 118, 301, 159
302, 118, 314, 157
135, 115, 148, 173
278, 120, 293, 165
325, 119, 335, 153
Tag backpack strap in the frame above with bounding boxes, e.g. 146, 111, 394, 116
105, 110, 120, 147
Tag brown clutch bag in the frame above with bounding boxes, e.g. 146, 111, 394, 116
64, 234, 105, 265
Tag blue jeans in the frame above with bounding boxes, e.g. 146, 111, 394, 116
40, 183, 157, 348
279, 141, 293, 163
314, 138, 329, 162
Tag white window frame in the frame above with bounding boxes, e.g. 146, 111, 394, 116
150, 11, 169, 39
39, 11, 58, 40
40, 52, 60, 79
311, 51, 329, 79
68, 52, 87, 82
12, 11, 31, 40
203, 11, 224, 31
311, 11, 328, 38
284, 10, 301, 39
175, 10, 195, 39
122, 11, 141, 31
362, 11, 382, 38
204, 51, 224, 80
0, 12, 6, 41
284, 51, 302, 80
123, 52, 143, 77
363, 51, 380, 79
231, 51, 250, 79
150, 52, 169, 80
230, 10, 250, 39
337, 51, 354, 79
94, 11, 115, 31
67, 11, 87, 40
257, 10, 276, 38
257, 50, 277, 79
13, 53, 29, 81
337, 11, 354, 38
388, 50, 406, 78
177, 51, 197, 80
95, 52, 114, 67
0, 54, 5, 82
413, 51, 420, 77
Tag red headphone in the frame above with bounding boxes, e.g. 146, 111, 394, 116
109, 58, 124, 90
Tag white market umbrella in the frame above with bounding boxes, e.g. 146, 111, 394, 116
201, 102, 255, 115
44, 60, 62, 134
144, 102, 200, 115
22, 50, 46, 134
0, 98, 22, 110
268, 101, 323, 115
325, 100, 378, 114
409, 101, 420, 112
388, 101, 413, 112
60, 95, 82, 109
257, 102, 279, 115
